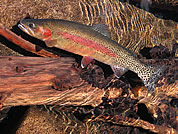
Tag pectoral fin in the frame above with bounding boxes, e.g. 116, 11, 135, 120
111, 66, 128, 78
81, 56, 94, 68
44, 40, 58, 47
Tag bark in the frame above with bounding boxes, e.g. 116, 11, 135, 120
0, 57, 177, 133
0, 56, 115, 109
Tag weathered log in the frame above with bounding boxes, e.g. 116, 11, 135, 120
0, 56, 121, 109
0, 56, 177, 133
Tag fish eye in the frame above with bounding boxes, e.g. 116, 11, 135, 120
28, 23, 35, 28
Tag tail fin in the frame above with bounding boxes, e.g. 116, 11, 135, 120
141, 66, 168, 93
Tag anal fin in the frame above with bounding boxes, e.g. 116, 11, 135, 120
111, 66, 128, 78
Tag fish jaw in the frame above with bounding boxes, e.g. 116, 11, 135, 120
18, 20, 52, 41
18, 23, 35, 37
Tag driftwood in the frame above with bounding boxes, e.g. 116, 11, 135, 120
0, 56, 177, 133
0, 56, 113, 109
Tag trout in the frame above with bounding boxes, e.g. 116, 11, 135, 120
18, 19, 167, 93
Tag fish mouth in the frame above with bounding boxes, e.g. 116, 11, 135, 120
18, 23, 35, 36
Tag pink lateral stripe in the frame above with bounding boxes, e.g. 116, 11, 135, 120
56, 32, 118, 57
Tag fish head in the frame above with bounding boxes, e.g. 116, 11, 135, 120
18, 19, 52, 41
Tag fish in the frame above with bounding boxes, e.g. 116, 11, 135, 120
18, 19, 167, 93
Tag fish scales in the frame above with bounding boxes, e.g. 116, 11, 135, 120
41, 20, 142, 68
18, 19, 167, 93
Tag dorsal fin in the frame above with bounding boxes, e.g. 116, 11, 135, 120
92, 24, 110, 38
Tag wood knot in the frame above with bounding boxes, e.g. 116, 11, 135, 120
16, 66, 25, 73
51, 78, 72, 91
8, 57, 12, 61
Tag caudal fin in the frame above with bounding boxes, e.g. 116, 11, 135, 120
142, 66, 168, 93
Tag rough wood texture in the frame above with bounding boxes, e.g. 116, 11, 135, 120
5, 57, 175, 134
0, 56, 114, 109
0, 57, 177, 133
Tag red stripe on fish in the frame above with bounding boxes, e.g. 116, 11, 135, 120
56, 32, 118, 58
